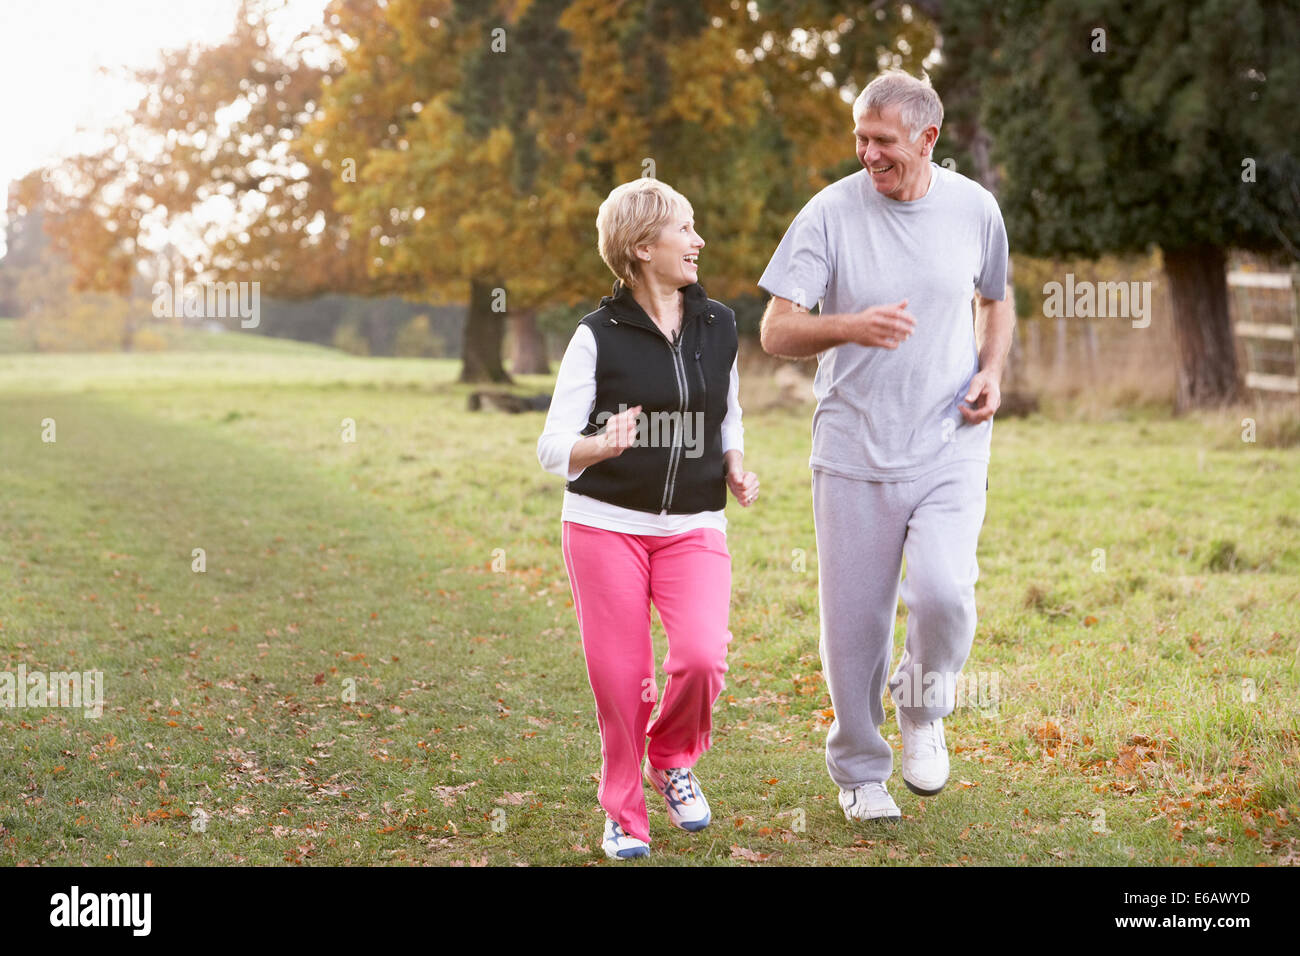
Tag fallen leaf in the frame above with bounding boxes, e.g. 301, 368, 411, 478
494, 791, 536, 806
432, 781, 478, 807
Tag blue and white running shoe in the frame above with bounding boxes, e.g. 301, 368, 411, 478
602, 816, 650, 860
644, 761, 712, 832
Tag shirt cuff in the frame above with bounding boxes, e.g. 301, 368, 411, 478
538, 432, 588, 482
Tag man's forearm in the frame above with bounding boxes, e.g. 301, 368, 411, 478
760, 304, 855, 359
975, 288, 1016, 380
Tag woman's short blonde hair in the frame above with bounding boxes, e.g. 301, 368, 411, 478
596, 179, 692, 288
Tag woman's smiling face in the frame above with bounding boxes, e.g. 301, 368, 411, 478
638, 202, 705, 287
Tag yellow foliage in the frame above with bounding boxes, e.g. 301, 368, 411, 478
394, 313, 445, 358
131, 328, 169, 352
20, 294, 130, 352
331, 321, 370, 356
309, 0, 926, 313
659, 27, 765, 129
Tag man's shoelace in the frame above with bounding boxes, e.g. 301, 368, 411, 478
907, 719, 945, 758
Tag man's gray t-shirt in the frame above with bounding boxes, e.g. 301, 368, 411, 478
759, 162, 1009, 482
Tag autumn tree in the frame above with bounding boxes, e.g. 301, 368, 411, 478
304, 0, 598, 382
4, 172, 141, 349
308, 0, 949, 379
20, 0, 945, 371
122, 0, 370, 297
12, 0, 371, 351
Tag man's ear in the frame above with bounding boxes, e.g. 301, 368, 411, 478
923, 126, 940, 156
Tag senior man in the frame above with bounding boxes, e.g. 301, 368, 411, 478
758, 69, 1014, 822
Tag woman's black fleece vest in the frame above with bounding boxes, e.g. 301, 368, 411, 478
566, 281, 737, 515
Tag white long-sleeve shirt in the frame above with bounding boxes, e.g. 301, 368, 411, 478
536, 323, 744, 536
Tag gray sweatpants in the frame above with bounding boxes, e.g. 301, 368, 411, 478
812, 459, 988, 789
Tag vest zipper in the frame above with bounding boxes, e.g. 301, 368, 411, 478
695, 349, 705, 409
659, 333, 689, 513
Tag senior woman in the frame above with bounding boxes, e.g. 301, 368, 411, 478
537, 178, 759, 861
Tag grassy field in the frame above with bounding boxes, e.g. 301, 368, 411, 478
1, 332, 1298, 866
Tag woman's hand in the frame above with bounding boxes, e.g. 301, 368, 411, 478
725, 452, 759, 507
566, 404, 642, 475
597, 404, 642, 458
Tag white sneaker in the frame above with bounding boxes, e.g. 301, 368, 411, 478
601, 815, 649, 860
838, 781, 901, 821
644, 761, 711, 831
898, 710, 950, 795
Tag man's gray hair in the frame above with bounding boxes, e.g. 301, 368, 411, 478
852, 70, 944, 142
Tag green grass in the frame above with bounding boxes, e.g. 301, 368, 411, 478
153, 325, 348, 354
0, 318, 345, 357
1, 341, 1297, 866
0, 325, 452, 392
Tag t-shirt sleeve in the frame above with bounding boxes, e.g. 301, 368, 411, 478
976, 192, 1010, 300
758, 198, 830, 310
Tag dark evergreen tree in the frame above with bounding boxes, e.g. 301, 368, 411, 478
940, 0, 1300, 408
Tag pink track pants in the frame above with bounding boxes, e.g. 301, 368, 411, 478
561, 521, 733, 843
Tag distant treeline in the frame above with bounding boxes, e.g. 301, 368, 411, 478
244, 295, 467, 358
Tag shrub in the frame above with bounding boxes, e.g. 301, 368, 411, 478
393, 314, 444, 358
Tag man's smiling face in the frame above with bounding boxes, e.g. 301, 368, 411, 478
854, 103, 937, 202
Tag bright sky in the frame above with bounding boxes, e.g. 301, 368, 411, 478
0, 0, 329, 258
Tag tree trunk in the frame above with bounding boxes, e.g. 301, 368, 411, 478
1162, 244, 1238, 411
966, 120, 1001, 196
364, 308, 395, 356
508, 309, 550, 375
458, 278, 512, 384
